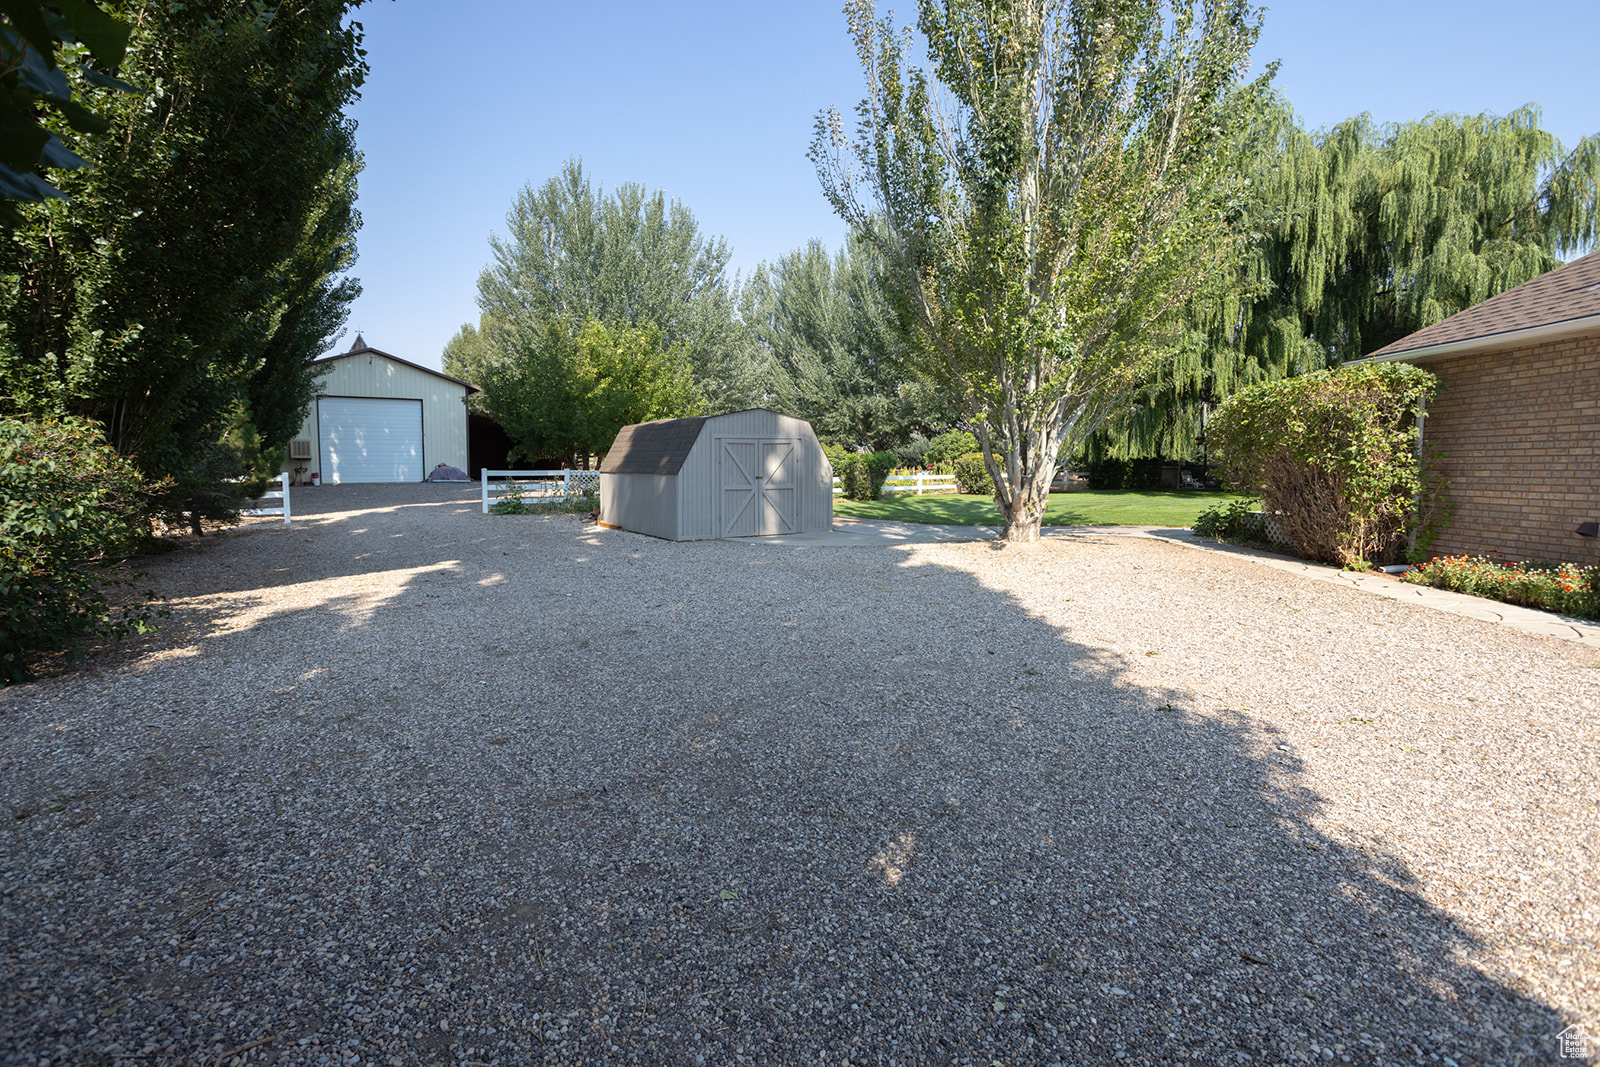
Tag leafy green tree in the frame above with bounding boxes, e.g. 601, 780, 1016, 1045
442, 315, 497, 411
476, 159, 760, 414
812, 0, 1271, 540
0, 0, 366, 517
1091, 101, 1600, 461
482, 320, 697, 467
0, 0, 131, 218
741, 229, 953, 450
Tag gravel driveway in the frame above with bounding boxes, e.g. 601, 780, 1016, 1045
3, 483, 1596, 1065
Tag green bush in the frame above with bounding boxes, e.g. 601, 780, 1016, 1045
952, 452, 996, 496
0, 418, 164, 684
1403, 556, 1599, 620
834, 450, 896, 501
1191, 497, 1267, 542
925, 430, 978, 469
1207, 363, 1443, 568
893, 434, 931, 470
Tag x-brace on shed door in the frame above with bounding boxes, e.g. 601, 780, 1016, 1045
718, 437, 799, 537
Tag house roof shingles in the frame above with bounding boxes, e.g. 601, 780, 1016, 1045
1365, 251, 1600, 361
600, 416, 709, 476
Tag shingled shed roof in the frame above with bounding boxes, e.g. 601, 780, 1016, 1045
600, 415, 710, 475
1365, 251, 1600, 362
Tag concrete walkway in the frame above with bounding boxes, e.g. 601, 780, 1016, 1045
736, 516, 1600, 648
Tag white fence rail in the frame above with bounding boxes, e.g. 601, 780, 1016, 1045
481, 469, 600, 513
240, 472, 290, 523
831, 472, 958, 496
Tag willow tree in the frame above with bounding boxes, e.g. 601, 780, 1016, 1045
1090, 102, 1600, 461
811, 0, 1271, 540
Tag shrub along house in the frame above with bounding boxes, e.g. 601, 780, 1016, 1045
285, 337, 476, 484
1361, 251, 1599, 564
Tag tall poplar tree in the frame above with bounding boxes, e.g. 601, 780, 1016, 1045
812, 0, 1271, 540
0, 0, 367, 488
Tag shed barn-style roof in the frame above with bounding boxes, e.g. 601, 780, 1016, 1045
600, 415, 710, 475
316, 335, 480, 393
1364, 251, 1600, 362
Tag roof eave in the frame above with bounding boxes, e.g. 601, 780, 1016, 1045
316, 348, 481, 393
1360, 312, 1600, 365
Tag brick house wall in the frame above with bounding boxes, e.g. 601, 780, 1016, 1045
1418, 331, 1599, 563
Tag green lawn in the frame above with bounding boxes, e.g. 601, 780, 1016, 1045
833, 489, 1247, 528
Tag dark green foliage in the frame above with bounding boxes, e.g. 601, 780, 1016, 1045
924, 430, 977, 470
0, 0, 365, 504
892, 433, 930, 469
741, 231, 953, 450
1207, 363, 1441, 567
829, 447, 896, 501
1094, 102, 1600, 460
1080, 457, 1169, 491
952, 452, 995, 498
0, 0, 131, 218
483, 320, 697, 467
1403, 557, 1599, 620
1191, 497, 1266, 543
0, 417, 161, 683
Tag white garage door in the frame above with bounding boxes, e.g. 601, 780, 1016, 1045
318, 398, 423, 484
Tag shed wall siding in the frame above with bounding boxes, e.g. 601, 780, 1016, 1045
1420, 333, 1599, 563
601, 473, 679, 540
284, 355, 468, 481
676, 410, 832, 540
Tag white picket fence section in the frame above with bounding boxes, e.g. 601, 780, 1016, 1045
481, 469, 600, 513
831, 472, 958, 496
240, 472, 291, 523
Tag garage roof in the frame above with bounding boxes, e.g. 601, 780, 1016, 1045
317, 336, 480, 393
600, 416, 710, 475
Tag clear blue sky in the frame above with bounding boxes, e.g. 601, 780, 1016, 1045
340, 1, 1600, 372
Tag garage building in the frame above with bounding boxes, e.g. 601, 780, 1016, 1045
285, 337, 476, 484
599, 409, 833, 540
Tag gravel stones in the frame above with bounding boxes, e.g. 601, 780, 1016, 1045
2, 483, 1595, 1065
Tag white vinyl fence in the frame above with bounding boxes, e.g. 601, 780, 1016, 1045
481, 469, 600, 513
832, 472, 958, 495
240, 472, 290, 523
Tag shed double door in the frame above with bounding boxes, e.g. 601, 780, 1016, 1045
719, 437, 798, 537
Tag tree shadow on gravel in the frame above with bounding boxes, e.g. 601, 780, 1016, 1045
0, 507, 1581, 1065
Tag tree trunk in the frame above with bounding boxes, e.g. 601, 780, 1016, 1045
1000, 478, 1049, 542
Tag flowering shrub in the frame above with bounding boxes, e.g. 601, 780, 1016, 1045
1403, 556, 1600, 620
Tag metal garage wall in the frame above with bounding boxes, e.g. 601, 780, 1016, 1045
284, 350, 470, 483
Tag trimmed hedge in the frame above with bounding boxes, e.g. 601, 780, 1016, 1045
952, 452, 996, 496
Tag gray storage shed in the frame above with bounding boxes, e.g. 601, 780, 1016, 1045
599, 409, 834, 540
